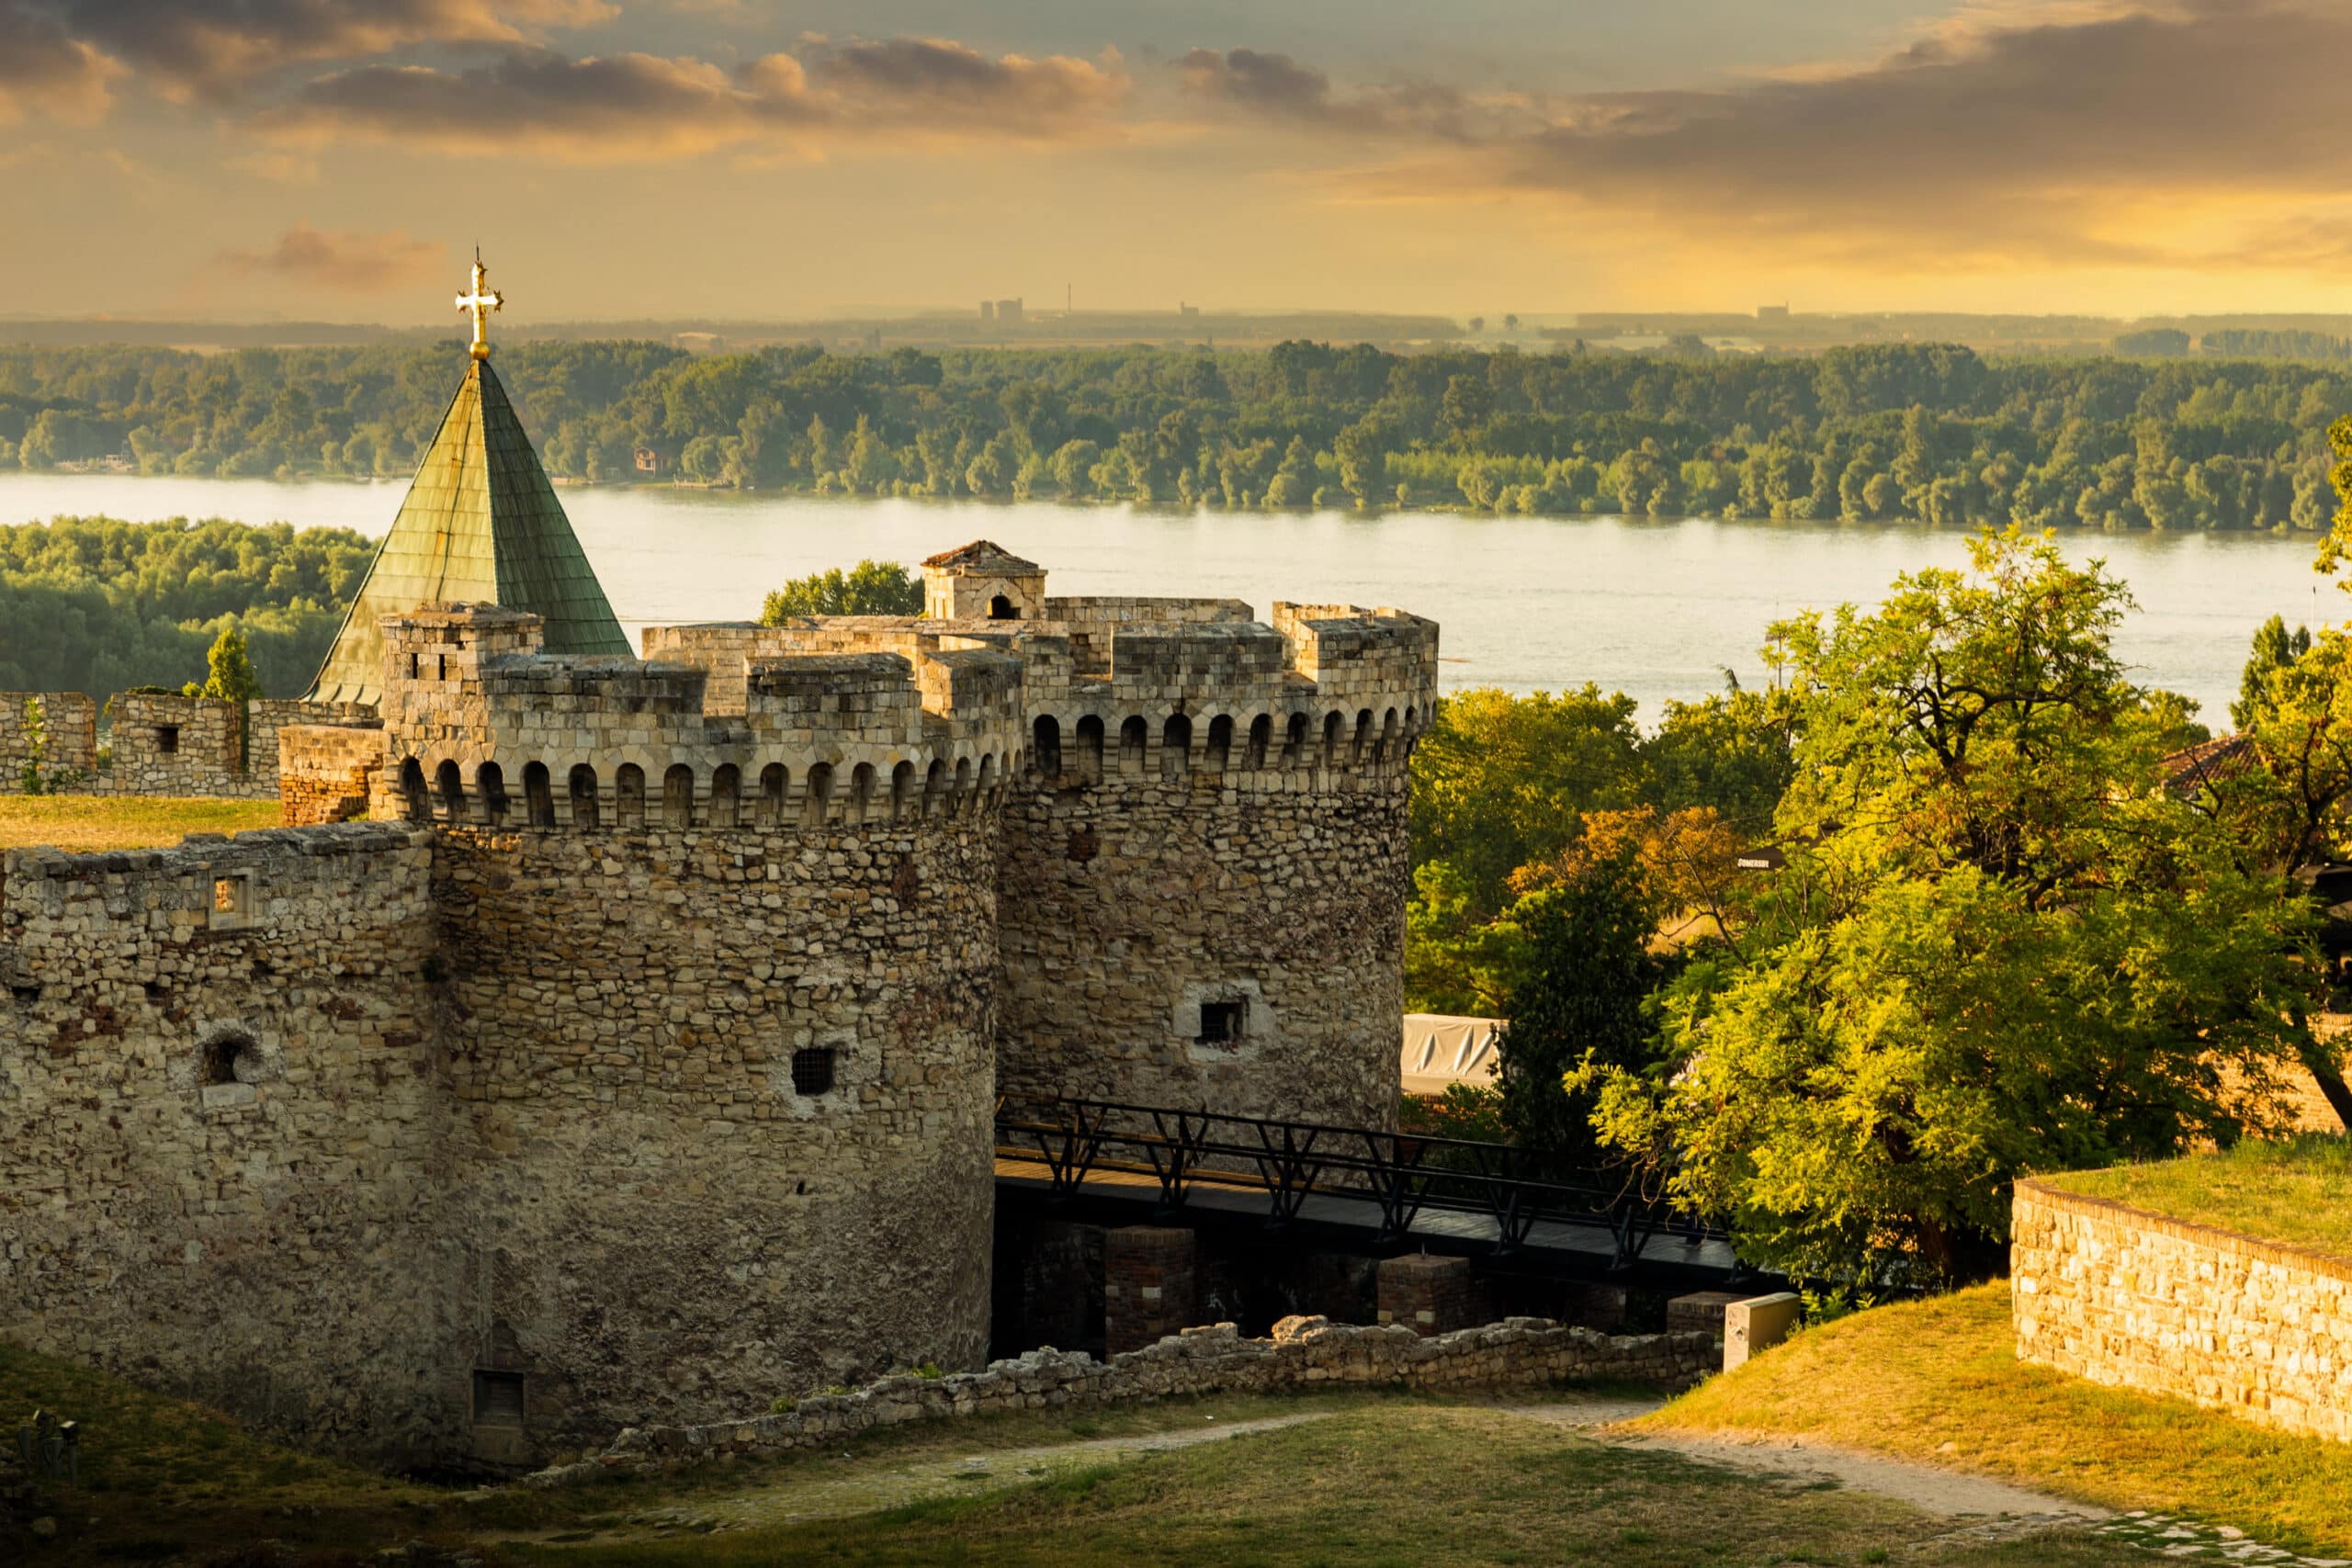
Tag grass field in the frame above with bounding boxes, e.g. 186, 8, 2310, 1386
0, 794, 284, 852
2043, 1134, 2352, 1258
2, 1337, 2156, 1567
1645, 1282, 2352, 1556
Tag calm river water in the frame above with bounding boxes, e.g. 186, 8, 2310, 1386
1, 473, 2335, 724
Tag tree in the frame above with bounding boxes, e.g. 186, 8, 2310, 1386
1492, 831, 1666, 1171
1584, 529, 2321, 1288
758, 560, 924, 622
2234, 615, 2312, 731
185, 625, 264, 703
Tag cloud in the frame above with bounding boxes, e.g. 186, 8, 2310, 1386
0, 2, 121, 123
6, 0, 611, 106
1171, 47, 1513, 141
251, 36, 1131, 162
1179, 2, 2352, 273
218, 220, 443, 293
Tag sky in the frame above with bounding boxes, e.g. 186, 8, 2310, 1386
4, 0, 2349, 322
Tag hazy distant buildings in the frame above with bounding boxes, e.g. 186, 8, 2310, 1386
1757, 304, 1791, 321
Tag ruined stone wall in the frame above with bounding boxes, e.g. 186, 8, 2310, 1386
540, 1316, 1717, 1483
427, 812, 1002, 1457
0, 825, 469, 1465
278, 723, 386, 826
0, 694, 98, 792
998, 746, 1412, 1128
2013, 1179, 2352, 1445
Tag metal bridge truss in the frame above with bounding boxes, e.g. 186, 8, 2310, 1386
995, 1094, 1738, 1277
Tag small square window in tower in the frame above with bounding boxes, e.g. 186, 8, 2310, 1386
1197, 999, 1248, 1045
472, 1370, 526, 1427
156, 725, 180, 755
791, 1046, 838, 1097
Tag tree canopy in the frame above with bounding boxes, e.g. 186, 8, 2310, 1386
758, 559, 924, 623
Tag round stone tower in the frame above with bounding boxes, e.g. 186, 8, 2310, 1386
375, 604, 1021, 1461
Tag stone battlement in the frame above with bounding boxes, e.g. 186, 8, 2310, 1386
375, 604, 1027, 830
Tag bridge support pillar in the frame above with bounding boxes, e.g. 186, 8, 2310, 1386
1376, 1252, 1485, 1337
1105, 1225, 1198, 1353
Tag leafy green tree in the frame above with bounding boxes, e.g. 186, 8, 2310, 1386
1493, 835, 1666, 1171
758, 560, 924, 622
185, 625, 264, 703
2234, 615, 2312, 730
1408, 686, 1647, 919
1584, 530, 2321, 1288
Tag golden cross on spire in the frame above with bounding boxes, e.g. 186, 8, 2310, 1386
457, 247, 503, 360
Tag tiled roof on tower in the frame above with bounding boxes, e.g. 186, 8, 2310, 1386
304, 255, 628, 706
922, 539, 1039, 572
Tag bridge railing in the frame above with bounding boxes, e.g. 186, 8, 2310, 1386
993, 1093, 1735, 1275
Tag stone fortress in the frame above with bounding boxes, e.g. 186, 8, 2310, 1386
0, 277, 1439, 1472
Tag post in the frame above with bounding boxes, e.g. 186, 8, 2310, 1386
1723, 1292, 1804, 1371
1103, 1225, 1197, 1353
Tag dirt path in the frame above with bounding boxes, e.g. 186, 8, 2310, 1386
494, 1411, 1340, 1547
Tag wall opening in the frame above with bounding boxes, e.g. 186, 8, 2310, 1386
1205, 715, 1233, 776
989, 593, 1018, 621
760, 762, 788, 827
476, 761, 508, 826
199, 1026, 258, 1086
524, 762, 555, 829
1160, 714, 1193, 784
890, 760, 915, 821
156, 724, 179, 755
1197, 999, 1248, 1046
791, 1045, 838, 1097
1118, 716, 1147, 777
209, 873, 252, 931
848, 761, 875, 824
922, 759, 946, 819
615, 762, 645, 829
662, 764, 695, 829
803, 761, 833, 827
1321, 712, 1342, 769
1075, 716, 1104, 784
1034, 715, 1062, 781
435, 760, 464, 821
1246, 714, 1272, 770
710, 763, 741, 829
472, 1370, 526, 1427
1352, 709, 1374, 765
399, 758, 430, 823
568, 764, 600, 830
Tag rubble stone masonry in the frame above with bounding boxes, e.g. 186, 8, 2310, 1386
2013, 1178, 2352, 1444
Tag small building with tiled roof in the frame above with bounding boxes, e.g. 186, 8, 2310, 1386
2157, 732, 2263, 801
920, 538, 1045, 620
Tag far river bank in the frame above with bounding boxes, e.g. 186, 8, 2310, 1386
0, 473, 2333, 724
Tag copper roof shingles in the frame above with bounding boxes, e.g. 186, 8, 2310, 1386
304, 357, 629, 705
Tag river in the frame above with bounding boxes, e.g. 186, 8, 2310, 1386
1, 473, 2335, 724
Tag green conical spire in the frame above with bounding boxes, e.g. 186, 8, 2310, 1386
305, 355, 629, 705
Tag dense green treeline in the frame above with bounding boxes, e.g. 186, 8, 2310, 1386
6, 340, 2352, 531
0, 517, 372, 696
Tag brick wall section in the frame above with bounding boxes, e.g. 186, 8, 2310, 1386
1105, 1227, 1199, 1353
1377, 1253, 1490, 1336
2013, 1178, 2352, 1444
278, 723, 385, 825
536, 1316, 1718, 1483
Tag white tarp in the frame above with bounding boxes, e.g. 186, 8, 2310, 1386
1400, 1012, 1506, 1098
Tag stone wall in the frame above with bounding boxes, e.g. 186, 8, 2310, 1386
0, 693, 374, 800
0, 825, 469, 1465
0, 694, 97, 790
536, 1315, 1714, 1483
278, 723, 386, 826
998, 761, 1411, 1127
426, 815, 1002, 1457
2013, 1178, 2352, 1444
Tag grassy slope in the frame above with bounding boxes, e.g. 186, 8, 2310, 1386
503, 1405, 2143, 1568
0, 795, 283, 852
2044, 1134, 2352, 1259
2, 1337, 2153, 1568
1643, 1283, 2352, 1555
